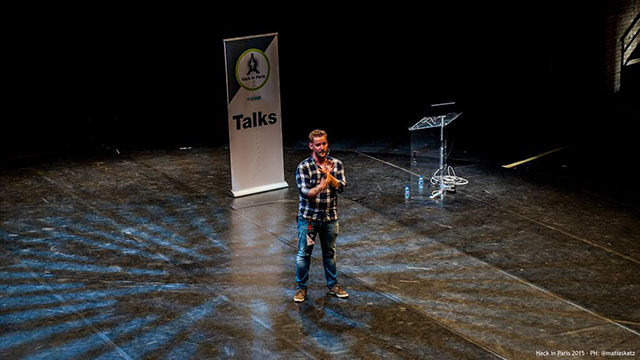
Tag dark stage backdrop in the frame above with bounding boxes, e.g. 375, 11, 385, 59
4, 3, 629, 162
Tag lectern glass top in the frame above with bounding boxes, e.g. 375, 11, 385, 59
409, 112, 462, 131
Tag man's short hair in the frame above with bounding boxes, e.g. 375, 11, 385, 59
308, 129, 327, 143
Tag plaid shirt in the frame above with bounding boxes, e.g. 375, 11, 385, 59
296, 156, 346, 221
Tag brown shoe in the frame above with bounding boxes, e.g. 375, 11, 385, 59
293, 288, 307, 303
328, 284, 349, 298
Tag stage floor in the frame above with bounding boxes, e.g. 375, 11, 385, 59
1, 146, 639, 359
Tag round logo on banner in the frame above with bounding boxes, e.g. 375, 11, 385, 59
235, 48, 270, 91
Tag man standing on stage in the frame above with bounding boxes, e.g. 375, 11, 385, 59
293, 129, 348, 303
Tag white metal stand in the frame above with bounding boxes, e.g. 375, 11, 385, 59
409, 111, 462, 200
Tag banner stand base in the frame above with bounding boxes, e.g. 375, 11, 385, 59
230, 181, 289, 198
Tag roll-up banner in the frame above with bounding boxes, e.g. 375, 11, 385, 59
223, 33, 288, 197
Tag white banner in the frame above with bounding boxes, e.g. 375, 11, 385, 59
223, 33, 288, 197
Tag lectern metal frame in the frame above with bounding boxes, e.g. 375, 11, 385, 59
409, 112, 462, 199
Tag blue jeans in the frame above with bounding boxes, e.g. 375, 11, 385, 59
296, 217, 339, 290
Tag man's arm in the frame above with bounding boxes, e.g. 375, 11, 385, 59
331, 160, 346, 193
307, 175, 329, 198
298, 162, 330, 199
326, 173, 339, 189
321, 161, 340, 190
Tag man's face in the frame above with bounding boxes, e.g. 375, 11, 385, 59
309, 136, 329, 158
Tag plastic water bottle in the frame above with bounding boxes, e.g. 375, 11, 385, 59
418, 175, 424, 190
404, 185, 410, 199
